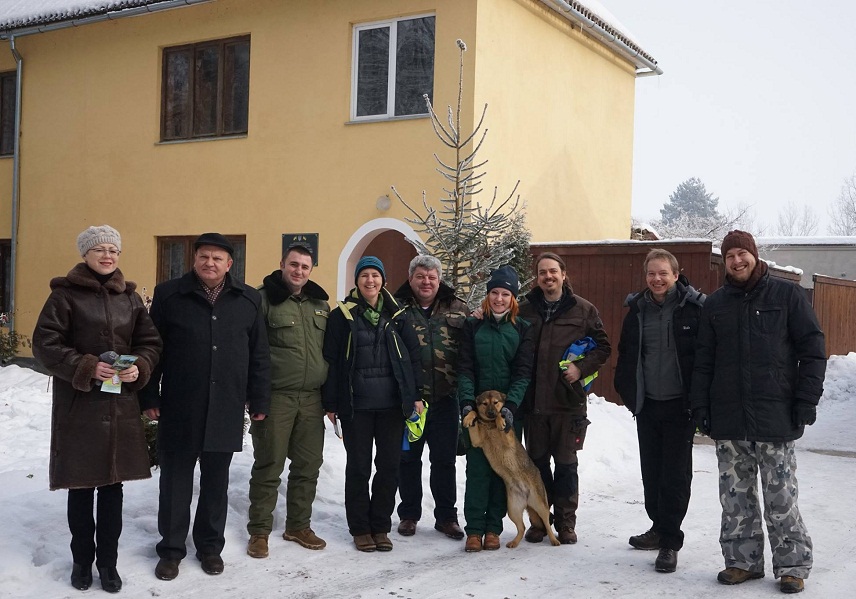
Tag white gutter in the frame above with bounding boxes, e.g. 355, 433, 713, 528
540, 0, 663, 77
1, 0, 213, 38
2, 0, 214, 330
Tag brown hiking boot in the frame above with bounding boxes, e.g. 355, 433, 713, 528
372, 533, 393, 552
283, 528, 326, 550
780, 576, 804, 594
246, 534, 269, 558
465, 535, 483, 552
353, 534, 376, 552
397, 519, 417, 536
434, 521, 465, 540
629, 529, 660, 550
717, 567, 765, 585
524, 526, 546, 543
483, 532, 501, 550
559, 527, 577, 544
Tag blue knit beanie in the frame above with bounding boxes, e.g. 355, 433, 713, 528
486, 265, 520, 296
354, 256, 386, 285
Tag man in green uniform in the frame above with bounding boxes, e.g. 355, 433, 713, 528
246, 243, 330, 557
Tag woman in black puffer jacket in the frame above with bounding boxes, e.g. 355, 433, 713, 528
322, 256, 422, 553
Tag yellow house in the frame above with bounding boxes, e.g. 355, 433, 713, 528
0, 0, 659, 350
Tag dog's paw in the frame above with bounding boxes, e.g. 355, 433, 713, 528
496, 416, 506, 431
506, 539, 520, 549
462, 412, 476, 427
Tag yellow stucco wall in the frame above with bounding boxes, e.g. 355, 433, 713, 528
472, 0, 636, 242
8, 0, 477, 345
2, 0, 638, 352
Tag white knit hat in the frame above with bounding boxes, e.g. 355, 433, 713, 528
77, 225, 121, 256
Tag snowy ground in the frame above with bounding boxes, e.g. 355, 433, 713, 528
1, 356, 854, 599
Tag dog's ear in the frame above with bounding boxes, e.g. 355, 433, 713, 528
499, 392, 507, 402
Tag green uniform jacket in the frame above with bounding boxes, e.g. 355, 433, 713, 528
457, 314, 536, 410
258, 271, 329, 393
394, 280, 468, 404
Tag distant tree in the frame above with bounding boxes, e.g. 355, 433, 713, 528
775, 202, 819, 236
650, 203, 761, 242
660, 177, 720, 224
828, 174, 856, 235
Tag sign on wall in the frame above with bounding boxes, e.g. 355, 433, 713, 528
282, 233, 319, 266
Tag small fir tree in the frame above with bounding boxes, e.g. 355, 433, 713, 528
392, 39, 531, 305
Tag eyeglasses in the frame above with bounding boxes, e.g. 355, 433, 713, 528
88, 247, 121, 257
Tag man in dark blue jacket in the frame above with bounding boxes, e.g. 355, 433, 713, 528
141, 233, 271, 581
690, 230, 825, 595
615, 249, 704, 574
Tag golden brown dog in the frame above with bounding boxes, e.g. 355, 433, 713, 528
462, 390, 560, 548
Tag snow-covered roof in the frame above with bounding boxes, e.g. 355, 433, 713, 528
0, 1, 660, 74
539, 0, 659, 74
757, 236, 856, 247
0, 0, 192, 32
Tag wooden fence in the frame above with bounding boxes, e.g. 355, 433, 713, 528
530, 240, 802, 404
812, 274, 856, 357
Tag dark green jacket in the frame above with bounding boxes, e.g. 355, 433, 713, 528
394, 280, 468, 404
259, 271, 329, 393
457, 313, 536, 410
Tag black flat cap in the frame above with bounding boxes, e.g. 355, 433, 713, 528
194, 232, 234, 256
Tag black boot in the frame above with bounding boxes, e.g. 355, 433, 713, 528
98, 566, 123, 593
71, 563, 93, 590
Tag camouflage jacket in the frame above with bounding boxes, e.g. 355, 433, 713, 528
394, 280, 469, 405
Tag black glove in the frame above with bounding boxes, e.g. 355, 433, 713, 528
499, 406, 513, 432
461, 403, 475, 420
692, 407, 711, 436
792, 402, 817, 427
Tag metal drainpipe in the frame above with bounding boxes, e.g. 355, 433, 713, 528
540, 0, 663, 76
7, 35, 21, 330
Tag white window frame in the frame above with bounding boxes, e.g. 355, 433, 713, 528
350, 13, 435, 122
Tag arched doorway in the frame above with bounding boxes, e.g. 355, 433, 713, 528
336, 218, 420, 299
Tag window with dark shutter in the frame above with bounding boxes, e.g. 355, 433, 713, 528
0, 72, 17, 157
161, 36, 250, 141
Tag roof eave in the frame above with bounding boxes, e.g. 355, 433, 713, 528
539, 0, 662, 77
0, 0, 213, 39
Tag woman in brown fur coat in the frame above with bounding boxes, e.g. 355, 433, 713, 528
32, 225, 161, 593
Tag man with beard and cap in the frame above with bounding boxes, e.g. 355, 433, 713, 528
690, 230, 826, 594
394, 255, 469, 541
141, 232, 271, 581
246, 242, 330, 558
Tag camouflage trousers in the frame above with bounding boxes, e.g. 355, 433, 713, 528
716, 440, 812, 579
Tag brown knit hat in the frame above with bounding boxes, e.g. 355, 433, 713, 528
721, 230, 758, 260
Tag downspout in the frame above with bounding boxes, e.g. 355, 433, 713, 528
7, 35, 21, 329
540, 0, 663, 77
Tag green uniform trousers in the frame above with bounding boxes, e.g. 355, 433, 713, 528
462, 420, 523, 536
247, 391, 325, 534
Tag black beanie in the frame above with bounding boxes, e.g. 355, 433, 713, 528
486, 265, 520, 296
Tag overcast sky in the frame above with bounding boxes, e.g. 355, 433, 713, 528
602, 0, 856, 234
